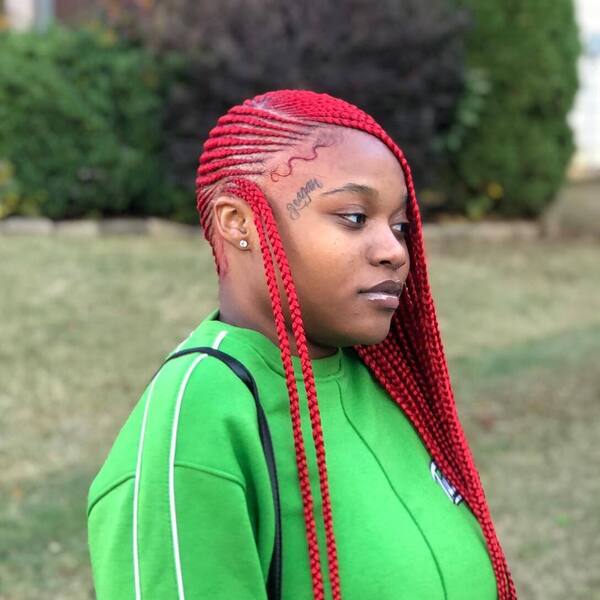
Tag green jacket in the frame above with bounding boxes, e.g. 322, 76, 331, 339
87, 308, 497, 599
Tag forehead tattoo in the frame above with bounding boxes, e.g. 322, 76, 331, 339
286, 178, 323, 220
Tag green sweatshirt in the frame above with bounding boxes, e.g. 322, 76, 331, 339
87, 308, 497, 599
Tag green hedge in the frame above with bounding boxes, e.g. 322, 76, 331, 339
442, 0, 581, 219
0, 26, 174, 220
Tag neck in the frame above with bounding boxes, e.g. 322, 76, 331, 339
218, 289, 338, 360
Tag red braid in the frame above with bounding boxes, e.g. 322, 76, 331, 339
195, 89, 517, 600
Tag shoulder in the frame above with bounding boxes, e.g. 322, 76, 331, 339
154, 347, 256, 414
88, 348, 264, 515
163, 349, 264, 461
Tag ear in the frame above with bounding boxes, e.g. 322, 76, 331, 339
212, 194, 255, 250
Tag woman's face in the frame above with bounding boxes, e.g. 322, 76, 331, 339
257, 127, 410, 349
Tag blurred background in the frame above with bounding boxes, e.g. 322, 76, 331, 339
0, 1, 598, 598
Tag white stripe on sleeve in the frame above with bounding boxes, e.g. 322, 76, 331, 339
169, 330, 228, 599
133, 330, 228, 600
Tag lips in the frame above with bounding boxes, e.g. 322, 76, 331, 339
360, 279, 404, 297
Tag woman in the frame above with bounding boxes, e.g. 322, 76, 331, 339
87, 89, 516, 599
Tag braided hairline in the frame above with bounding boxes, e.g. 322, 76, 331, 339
196, 105, 334, 277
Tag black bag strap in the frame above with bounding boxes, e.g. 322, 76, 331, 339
155, 346, 282, 600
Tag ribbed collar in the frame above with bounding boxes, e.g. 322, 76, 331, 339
192, 308, 344, 381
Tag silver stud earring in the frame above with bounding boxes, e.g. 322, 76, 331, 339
239, 239, 248, 248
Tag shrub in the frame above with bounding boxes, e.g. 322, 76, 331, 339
442, 0, 581, 219
105, 0, 471, 220
0, 25, 172, 220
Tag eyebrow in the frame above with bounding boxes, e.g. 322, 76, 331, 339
319, 182, 407, 210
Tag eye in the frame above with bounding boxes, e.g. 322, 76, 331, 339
392, 222, 410, 238
340, 213, 367, 226
339, 214, 410, 238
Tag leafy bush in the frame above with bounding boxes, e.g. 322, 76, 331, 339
0, 25, 173, 220
442, 0, 581, 219
105, 0, 471, 218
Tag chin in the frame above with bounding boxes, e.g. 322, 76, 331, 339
353, 330, 390, 346
306, 307, 394, 348
339, 318, 393, 347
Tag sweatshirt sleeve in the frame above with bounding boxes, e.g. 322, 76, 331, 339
87, 466, 270, 599
87, 354, 275, 599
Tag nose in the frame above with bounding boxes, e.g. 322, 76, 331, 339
367, 223, 409, 271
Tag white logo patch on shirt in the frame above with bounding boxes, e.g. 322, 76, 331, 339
430, 460, 463, 505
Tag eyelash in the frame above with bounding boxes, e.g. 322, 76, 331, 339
340, 213, 410, 237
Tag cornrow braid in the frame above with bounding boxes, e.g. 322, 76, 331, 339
195, 89, 517, 600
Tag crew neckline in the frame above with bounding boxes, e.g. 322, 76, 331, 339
194, 308, 344, 380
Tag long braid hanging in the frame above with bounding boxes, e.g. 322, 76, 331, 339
221, 177, 341, 599
196, 89, 517, 600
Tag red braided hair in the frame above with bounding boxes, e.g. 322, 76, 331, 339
195, 89, 517, 600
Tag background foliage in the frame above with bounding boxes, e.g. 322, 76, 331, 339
0, 0, 582, 222
441, 0, 581, 219
0, 25, 172, 220
106, 0, 471, 221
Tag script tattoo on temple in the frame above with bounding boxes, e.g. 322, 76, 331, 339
287, 178, 323, 220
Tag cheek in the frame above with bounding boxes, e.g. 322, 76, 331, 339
296, 241, 364, 306
291, 245, 332, 287
275, 212, 364, 296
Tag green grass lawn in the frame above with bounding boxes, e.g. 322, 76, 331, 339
0, 234, 598, 599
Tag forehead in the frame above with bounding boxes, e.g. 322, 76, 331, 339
260, 127, 407, 201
